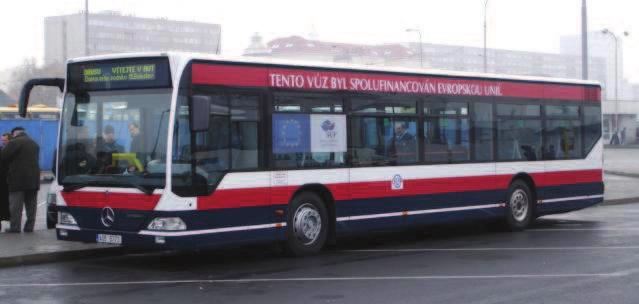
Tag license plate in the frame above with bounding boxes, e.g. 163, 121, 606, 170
96, 234, 122, 245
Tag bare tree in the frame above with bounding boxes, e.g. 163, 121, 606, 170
5, 59, 65, 107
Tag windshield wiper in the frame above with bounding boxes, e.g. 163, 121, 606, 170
124, 182, 156, 196
62, 179, 156, 195
62, 183, 89, 192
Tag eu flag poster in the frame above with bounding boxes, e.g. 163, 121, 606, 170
273, 114, 310, 153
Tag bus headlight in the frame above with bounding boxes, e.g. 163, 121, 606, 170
147, 217, 186, 231
59, 212, 78, 226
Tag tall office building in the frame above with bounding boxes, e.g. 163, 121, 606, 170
44, 11, 221, 65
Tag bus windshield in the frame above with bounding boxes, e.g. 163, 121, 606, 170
58, 88, 172, 192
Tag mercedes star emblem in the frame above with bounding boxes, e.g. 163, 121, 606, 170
100, 207, 115, 227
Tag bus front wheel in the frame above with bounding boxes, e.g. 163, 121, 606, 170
504, 180, 533, 231
287, 192, 328, 256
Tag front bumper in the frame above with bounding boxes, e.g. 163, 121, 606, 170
55, 224, 282, 250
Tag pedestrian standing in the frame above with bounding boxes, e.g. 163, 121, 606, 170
0, 133, 12, 228
1, 127, 40, 233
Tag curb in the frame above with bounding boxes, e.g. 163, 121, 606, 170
604, 145, 639, 149
604, 171, 639, 179
600, 197, 639, 206
0, 246, 136, 269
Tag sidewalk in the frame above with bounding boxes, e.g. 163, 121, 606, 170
0, 228, 129, 268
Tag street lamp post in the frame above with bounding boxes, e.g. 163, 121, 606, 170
406, 29, 423, 68
483, 0, 489, 73
581, 0, 588, 80
85, 0, 89, 56
601, 29, 629, 139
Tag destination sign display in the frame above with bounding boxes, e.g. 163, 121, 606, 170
68, 58, 171, 91
83, 64, 157, 83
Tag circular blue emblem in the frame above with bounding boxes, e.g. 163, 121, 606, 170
321, 120, 336, 131
391, 174, 403, 190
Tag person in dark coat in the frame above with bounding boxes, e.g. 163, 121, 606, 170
391, 122, 417, 164
128, 122, 144, 155
128, 122, 145, 171
95, 125, 124, 174
1, 127, 40, 233
0, 132, 12, 226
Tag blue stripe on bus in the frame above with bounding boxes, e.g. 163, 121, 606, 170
57, 182, 604, 251
538, 182, 604, 200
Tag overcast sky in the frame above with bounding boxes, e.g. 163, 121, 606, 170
1, 0, 638, 82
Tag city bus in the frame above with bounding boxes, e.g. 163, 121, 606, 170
19, 52, 603, 256
0, 104, 60, 120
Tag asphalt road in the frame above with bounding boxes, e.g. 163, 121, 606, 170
1, 203, 639, 304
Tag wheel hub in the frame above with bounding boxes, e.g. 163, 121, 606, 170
510, 189, 528, 222
293, 204, 321, 245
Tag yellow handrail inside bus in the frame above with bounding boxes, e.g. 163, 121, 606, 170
111, 153, 143, 172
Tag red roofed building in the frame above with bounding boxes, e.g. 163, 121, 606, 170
244, 35, 415, 68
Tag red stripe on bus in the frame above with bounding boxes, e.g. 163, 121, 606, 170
531, 169, 603, 187
196, 169, 602, 210
192, 64, 267, 87
62, 192, 161, 210
348, 175, 511, 201
196, 184, 351, 210
59, 170, 601, 210
192, 63, 600, 101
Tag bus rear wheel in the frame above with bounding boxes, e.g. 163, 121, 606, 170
504, 180, 533, 231
287, 192, 328, 256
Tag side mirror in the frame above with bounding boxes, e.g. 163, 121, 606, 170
71, 92, 89, 127
190, 96, 210, 132
19, 78, 65, 118
51, 149, 57, 175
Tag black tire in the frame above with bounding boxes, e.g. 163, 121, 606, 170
47, 217, 56, 229
287, 192, 328, 256
504, 180, 533, 231
46, 204, 57, 229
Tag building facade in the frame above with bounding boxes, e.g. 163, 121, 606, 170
561, 31, 625, 100
45, 11, 221, 65
247, 35, 606, 87
562, 32, 639, 143
245, 35, 629, 142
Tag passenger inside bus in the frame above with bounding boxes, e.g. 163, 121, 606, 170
61, 126, 96, 175
128, 121, 145, 172
96, 125, 124, 174
391, 122, 417, 164
520, 144, 537, 161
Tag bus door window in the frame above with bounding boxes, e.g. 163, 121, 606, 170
191, 94, 230, 183
583, 106, 602, 155
543, 105, 582, 160
496, 103, 542, 161
230, 94, 260, 170
173, 90, 262, 195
